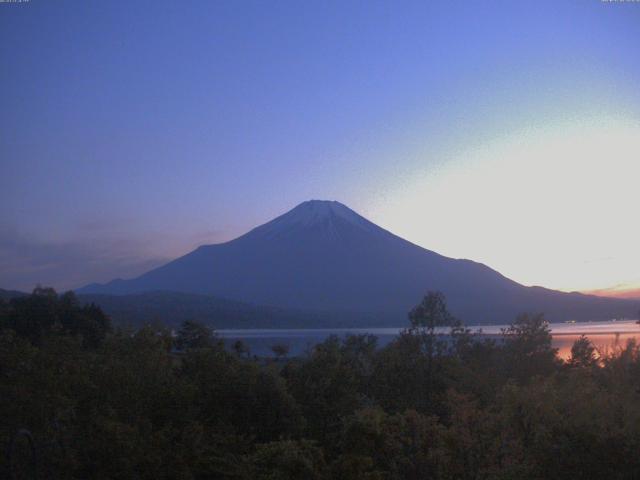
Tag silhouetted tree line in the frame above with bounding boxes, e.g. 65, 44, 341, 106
2, 288, 640, 478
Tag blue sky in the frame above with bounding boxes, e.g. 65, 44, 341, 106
1, 0, 640, 292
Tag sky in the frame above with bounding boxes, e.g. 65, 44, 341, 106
1, 0, 639, 294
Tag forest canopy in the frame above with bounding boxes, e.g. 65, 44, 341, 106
2, 288, 640, 479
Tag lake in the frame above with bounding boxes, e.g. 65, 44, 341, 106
218, 320, 640, 360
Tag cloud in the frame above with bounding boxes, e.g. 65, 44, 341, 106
583, 284, 640, 300
0, 229, 169, 292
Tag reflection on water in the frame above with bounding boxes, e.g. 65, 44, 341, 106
218, 320, 640, 360
553, 332, 639, 360
547, 320, 640, 360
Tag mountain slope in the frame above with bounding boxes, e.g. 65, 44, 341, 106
0, 288, 29, 301
79, 200, 638, 325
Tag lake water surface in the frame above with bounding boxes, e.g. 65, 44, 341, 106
218, 320, 640, 360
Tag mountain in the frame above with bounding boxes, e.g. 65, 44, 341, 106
0, 288, 28, 301
79, 200, 639, 325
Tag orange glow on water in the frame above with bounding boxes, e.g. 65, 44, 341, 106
553, 333, 640, 361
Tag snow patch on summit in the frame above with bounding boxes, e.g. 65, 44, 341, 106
285, 200, 371, 228
241, 200, 383, 242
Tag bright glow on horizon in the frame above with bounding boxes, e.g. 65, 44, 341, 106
2, 1, 640, 292
369, 114, 640, 293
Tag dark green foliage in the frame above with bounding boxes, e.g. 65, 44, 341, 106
371, 331, 434, 413
501, 313, 559, 382
408, 291, 457, 331
568, 334, 597, 368
247, 440, 326, 480
373, 292, 461, 415
4, 289, 640, 478
2, 287, 111, 347
271, 343, 290, 359
233, 339, 250, 358
179, 346, 303, 443
175, 319, 217, 350
330, 407, 447, 480
282, 336, 366, 448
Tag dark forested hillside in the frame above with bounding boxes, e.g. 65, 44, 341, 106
0, 288, 27, 301
76, 291, 385, 329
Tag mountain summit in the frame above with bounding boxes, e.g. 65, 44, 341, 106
236, 200, 386, 242
79, 200, 637, 325
269, 200, 370, 228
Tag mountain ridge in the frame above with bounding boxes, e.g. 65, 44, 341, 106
78, 200, 639, 325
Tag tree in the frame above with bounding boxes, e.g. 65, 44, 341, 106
408, 291, 460, 362
568, 335, 597, 368
175, 320, 216, 350
409, 291, 457, 332
271, 343, 290, 360
58, 291, 111, 348
3, 287, 111, 348
0, 297, 8, 331
6, 286, 59, 345
371, 331, 432, 413
283, 336, 363, 446
233, 339, 250, 358
76, 302, 112, 348
247, 440, 326, 480
406, 292, 459, 407
501, 313, 558, 382
332, 407, 447, 479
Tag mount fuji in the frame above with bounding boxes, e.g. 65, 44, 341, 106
78, 200, 638, 325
